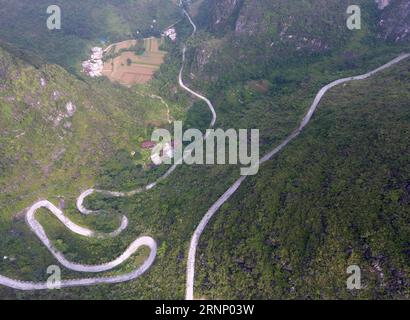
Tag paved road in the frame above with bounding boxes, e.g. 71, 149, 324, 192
185, 53, 410, 300
0, 3, 216, 291
1, 0, 408, 295
179, 45, 217, 129
0, 198, 157, 290
0, 235, 157, 290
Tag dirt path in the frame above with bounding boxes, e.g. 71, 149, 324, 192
136, 92, 173, 124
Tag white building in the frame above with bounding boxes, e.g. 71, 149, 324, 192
163, 28, 177, 42
151, 142, 174, 165
82, 47, 104, 77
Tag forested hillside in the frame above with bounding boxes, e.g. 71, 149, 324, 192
0, 0, 180, 71
0, 0, 408, 300
0, 41, 180, 293
187, 1, 409, 298
197, 58, 410, 299
190, 0, 409, 84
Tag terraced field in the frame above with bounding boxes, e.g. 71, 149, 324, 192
102, 37, 167, 86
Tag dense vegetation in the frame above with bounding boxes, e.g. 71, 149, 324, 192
197, 59, 410, 299
0, 42, 182, 295
0, 0, 408, 300
0, 0, 180, 72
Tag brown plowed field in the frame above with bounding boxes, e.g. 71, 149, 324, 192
102, 37, 167, 86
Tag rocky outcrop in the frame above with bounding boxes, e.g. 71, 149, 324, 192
206, 0, 409, 43
208, 0, 244, 33
376, 0, 391, 10
234, 1, 269, 36
207, 0, 271, 36
207, 0, 352, 48
191, 0, 409, 81
378, 0, 410, 42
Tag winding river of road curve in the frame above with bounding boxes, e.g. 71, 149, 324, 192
0, 3, 409, 296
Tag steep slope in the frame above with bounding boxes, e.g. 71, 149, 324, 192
0, 43, 170, 230
206, 0, 409, 43
379, 0, 410, 42
0, 0, 409, 300
0, 42, 183, 298
197, 56, 410, 300
203, 0, 376, 45
0, 0, 180, 71
191, 0, 409, 83
185, 0, 409, 300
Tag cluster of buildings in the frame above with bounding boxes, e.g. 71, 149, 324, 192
151, 142, 174, 165
82, 24, 177, 78
82, 47, 104, 77
141, 140, 175, 165
163, 27, 177, 41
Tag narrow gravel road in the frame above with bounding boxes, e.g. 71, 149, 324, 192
185, 53, 410, 300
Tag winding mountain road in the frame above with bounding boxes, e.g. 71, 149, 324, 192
0, 2, 408, 297
0, 3, 215, 291
0, 199, 157, 290
185, 53, 410, 300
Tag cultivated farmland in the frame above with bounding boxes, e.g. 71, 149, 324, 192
102, 37, 167, 86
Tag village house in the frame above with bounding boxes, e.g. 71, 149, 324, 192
82, 47, 104, 77
163, 28, 177, 42
141, 140, 157, 149
150, 141, 175, 165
